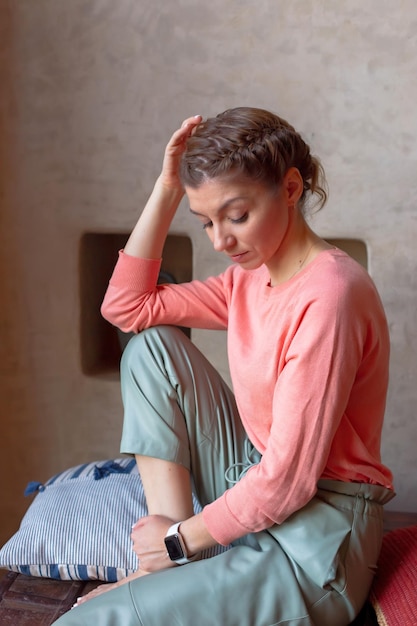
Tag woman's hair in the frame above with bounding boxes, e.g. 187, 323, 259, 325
180, 107, 327, 211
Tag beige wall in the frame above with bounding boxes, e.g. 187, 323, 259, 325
1, 0, 416, 545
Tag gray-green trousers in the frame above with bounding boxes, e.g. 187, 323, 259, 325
52, 326, 394, 626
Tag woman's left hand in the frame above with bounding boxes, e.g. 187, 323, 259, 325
131, 515, 177, 573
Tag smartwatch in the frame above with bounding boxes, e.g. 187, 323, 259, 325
164, 522, 194, 565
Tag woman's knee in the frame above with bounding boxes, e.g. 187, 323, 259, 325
122, 325, 188, 365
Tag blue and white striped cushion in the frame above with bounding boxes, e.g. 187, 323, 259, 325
0, 458, 228, 582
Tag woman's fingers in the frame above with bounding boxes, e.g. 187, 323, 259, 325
168, 115, 202, 151
181, 114, 203, 129
160, 115, 202, 187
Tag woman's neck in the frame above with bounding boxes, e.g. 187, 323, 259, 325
266, 214, 331, 287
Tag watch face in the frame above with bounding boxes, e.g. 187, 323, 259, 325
165, 534, 185, 561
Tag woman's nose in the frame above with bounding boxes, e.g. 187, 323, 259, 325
212, 229, 236, 252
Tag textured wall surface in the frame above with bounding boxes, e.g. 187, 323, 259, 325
1, 0, 416, 544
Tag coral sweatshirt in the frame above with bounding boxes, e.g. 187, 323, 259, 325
101, 248, 394, 546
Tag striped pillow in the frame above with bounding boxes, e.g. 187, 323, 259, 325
0, 458, 227, 582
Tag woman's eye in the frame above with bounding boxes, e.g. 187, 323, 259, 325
230, 213, 248, 224
201, 213, 247, 230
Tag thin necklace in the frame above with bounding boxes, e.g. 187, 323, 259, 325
288, 242, 316, 280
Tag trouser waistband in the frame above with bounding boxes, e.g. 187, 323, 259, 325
317, 478, 395, 505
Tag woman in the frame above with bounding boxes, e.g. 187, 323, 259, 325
54, 107, 394, 625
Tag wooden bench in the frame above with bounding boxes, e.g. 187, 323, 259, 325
0, 572, 103, 625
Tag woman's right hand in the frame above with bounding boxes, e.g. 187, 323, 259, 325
159, 115, 202, 191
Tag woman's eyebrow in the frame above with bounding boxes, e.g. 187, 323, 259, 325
189, 208, 205, 217
189, 197, 247, 217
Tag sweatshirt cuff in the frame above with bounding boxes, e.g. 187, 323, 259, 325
109, 250, 162, 292
202, 493, 252, 546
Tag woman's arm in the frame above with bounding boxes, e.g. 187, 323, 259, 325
123, 115, 202, 260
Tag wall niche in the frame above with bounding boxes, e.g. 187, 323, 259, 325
79, 232, 192, 378
326, 238, 368, 269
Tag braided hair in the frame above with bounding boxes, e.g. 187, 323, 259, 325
180, 107, 327, 211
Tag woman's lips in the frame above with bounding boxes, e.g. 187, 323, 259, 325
229, 252, 248, 263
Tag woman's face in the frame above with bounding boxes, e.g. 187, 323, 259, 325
186, 175, 293, 275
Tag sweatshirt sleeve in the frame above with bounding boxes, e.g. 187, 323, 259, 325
101, 250, 231, 332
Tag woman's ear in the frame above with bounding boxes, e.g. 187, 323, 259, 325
283, 167, 304, 206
